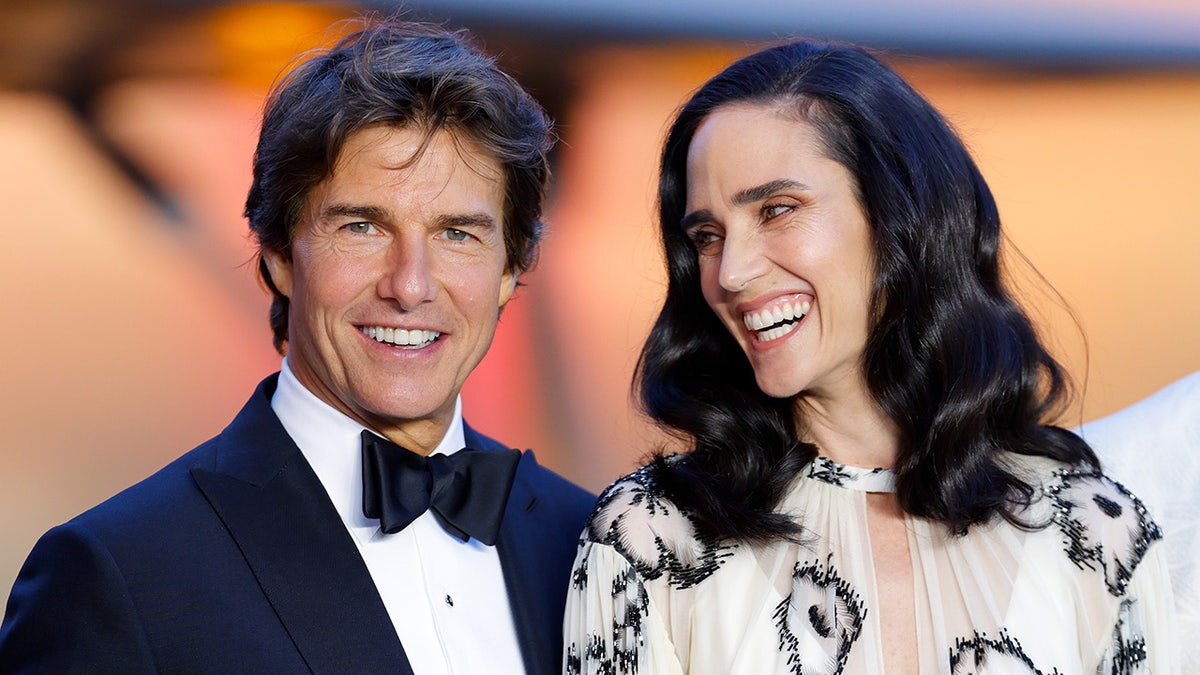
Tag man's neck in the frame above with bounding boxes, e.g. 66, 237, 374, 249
274, 357, 466, 458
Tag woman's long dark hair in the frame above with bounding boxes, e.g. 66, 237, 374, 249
639, 40, 1099, 543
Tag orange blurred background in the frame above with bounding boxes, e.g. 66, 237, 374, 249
1, 0, 1198, 606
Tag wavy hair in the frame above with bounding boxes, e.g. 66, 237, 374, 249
639, 40, 1098, 543
244, 19, 553, 353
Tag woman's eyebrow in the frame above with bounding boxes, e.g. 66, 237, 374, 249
731, 179, 809, 206
681, 179, 810, 230
680, 209, 714, 232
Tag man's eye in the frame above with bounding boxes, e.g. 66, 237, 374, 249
445, 228, 470, 241
344, 222, 376, 234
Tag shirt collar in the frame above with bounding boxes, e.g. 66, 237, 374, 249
270, 357, 466, 534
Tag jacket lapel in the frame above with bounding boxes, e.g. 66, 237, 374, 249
466, 425, 564, 675
191, 377, 414, 675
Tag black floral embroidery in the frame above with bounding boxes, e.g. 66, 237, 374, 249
808, 458, 856, 487
806, 457, 894, 493
572, 554, 590, 590
949, 630, 1061, 674
1047, 470, 1162, 597
582, 634, 611, 675
566, 562, 650, 675
564, 642, 580, 675
774, 554, 866, 674
1104, 599, 1149, 674
612, 567, 649, 674
586, 463, 735, 589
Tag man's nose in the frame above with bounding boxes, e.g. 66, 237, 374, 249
378, 237, 436, 309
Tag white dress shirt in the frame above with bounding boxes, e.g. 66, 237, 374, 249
271, 358, 525, 675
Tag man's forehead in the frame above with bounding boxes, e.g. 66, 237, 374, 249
295, 125, 504, 227
332, 123, 505, 185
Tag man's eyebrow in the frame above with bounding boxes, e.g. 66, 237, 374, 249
434, 213, 499, 230
322, 206, 497, 231
323, 204, 389, 221
731, 179, 809, 207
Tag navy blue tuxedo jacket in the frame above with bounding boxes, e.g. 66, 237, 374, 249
0, 375, 595, 674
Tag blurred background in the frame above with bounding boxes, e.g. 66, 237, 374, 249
1, 0, 1198, 608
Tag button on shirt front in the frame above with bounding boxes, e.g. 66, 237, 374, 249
271, 360, 525, 675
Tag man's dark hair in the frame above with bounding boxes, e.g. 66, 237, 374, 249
244, 18, 553, 353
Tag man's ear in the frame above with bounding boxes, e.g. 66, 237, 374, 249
498, 268, 519, 308
262, 250, 293, 298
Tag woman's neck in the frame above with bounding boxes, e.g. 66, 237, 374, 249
795, 381, 900, 469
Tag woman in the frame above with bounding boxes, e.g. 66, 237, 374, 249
563, 40, 1176, 674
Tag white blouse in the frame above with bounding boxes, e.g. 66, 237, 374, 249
563, 454, 1177, 674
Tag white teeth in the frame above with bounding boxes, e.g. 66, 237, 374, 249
361, 326, 440, 348
758, 321, 800, 343
742, 299, 811, 334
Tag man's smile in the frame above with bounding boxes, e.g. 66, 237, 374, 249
359, 326, 442, 349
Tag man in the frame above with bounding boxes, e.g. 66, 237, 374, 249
0, 19, 594, 674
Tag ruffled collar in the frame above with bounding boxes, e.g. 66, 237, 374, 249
805, 456, 896, 493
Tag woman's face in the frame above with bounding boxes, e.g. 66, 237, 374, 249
683, 104, 875, 403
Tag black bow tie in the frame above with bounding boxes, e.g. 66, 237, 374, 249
360, 430, 520, 546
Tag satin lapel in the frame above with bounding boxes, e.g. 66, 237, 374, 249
466, 426, 560, 675
191, 377, 414, 675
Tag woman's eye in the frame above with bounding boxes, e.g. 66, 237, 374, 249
687, 229, 722, 252
763, 203, 793, 220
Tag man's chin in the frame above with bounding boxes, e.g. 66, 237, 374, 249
352, 392, 459, 431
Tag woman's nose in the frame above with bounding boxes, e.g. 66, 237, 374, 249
717, 230, 769, 293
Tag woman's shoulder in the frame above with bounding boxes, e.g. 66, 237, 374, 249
1003, 452, 1165, 597
582, 457, 735, 589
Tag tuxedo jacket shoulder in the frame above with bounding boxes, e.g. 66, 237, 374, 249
0, 374, 595, 675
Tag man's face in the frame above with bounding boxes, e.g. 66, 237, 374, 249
264, 124, 515, 453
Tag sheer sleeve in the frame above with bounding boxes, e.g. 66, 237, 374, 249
563, 464, 715, 675
1096, 537, 1179, 674
1048, 466, 1183, 674
563, 540, 684, 675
